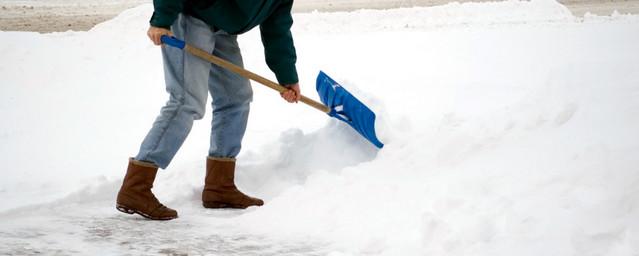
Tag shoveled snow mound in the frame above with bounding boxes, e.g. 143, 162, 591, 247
1, 0, 639, 255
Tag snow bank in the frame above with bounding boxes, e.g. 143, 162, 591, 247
1, 1, 639, 255
295, 0, 575, 33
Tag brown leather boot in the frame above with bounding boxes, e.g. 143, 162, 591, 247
202, 157, 264, 209
116, 158, 178, 220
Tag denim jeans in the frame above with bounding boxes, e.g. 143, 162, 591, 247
135, 14, 253, 169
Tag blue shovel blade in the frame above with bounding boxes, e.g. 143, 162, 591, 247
316, 71, 384, 148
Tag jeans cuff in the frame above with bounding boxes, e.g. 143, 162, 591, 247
207, 156, 236, 162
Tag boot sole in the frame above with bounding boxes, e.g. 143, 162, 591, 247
116, 204, 177, 221
202, 201, 253, 209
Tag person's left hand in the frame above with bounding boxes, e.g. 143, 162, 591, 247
281, 83, 301, 103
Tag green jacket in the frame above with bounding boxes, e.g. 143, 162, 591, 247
150, 0, 298, 85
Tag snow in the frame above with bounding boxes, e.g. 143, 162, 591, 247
2, 0, 639, 255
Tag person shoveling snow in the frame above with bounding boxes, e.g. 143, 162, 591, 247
116, 0, 302, 221
116, 0, 383, 221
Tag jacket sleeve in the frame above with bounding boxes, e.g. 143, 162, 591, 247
259, 0, 299, 85
149, 0, 185, 29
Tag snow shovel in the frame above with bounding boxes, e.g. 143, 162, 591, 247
160, 36, 384, 148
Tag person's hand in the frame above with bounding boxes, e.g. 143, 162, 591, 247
147, 26, 173, 45
281, 83, 301, 103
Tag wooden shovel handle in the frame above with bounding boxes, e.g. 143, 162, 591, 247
184, 45, 331, 114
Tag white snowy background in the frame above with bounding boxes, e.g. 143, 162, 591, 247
1, 0, 639, 255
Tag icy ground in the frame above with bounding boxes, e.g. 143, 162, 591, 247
1, 0, 639, 255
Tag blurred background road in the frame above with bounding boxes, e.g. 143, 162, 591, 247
1, 0, 638, 32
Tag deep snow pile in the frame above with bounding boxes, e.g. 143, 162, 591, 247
1, 0, 639, 255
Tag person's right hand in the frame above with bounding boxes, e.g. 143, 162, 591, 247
147, 26, 173, 45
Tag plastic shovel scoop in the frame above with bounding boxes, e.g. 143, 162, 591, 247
316, 71, 383, 148
160, 35, 383, 148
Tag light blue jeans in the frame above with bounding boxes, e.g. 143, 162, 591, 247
135, 14, 252, 169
